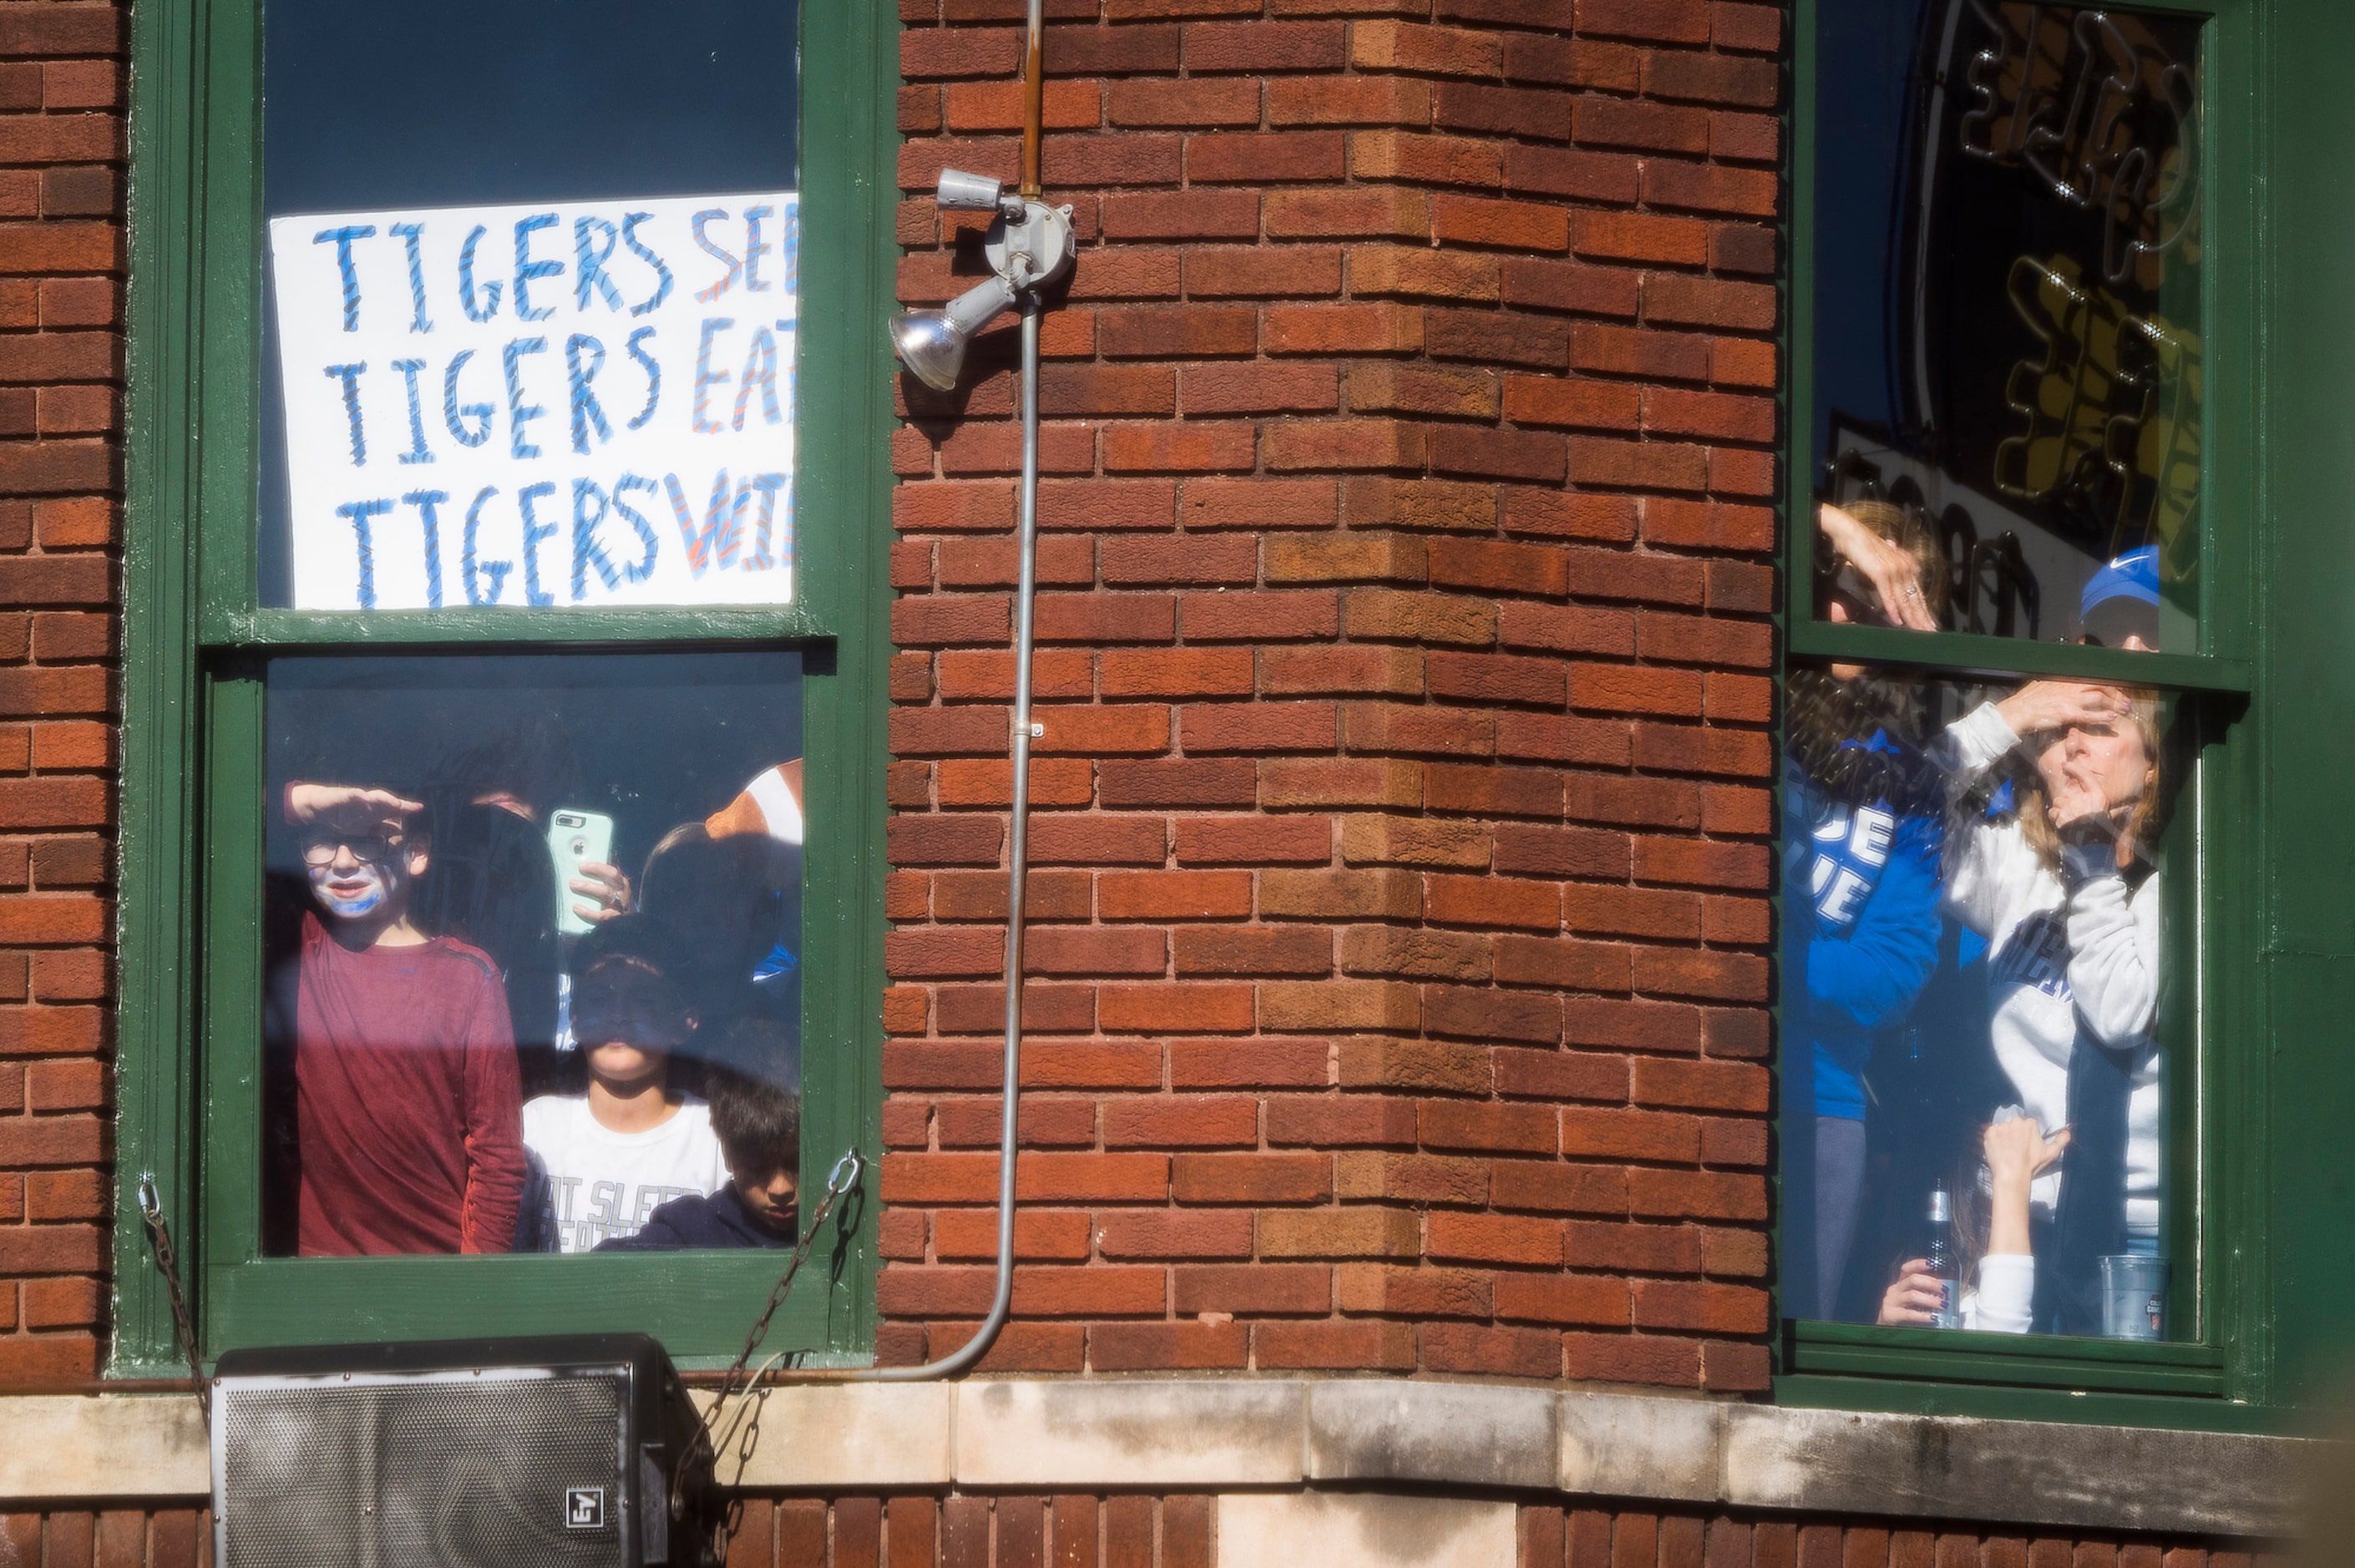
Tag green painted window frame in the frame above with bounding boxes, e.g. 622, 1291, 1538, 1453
1775, 0, 2276, 1426
112, 0, 899, 1373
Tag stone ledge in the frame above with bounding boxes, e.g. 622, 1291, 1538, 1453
0, 1378, 2307, 1539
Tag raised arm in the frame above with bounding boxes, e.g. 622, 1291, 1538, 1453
1930, 701, 2023, 934
1968, 1115, 2069, 1335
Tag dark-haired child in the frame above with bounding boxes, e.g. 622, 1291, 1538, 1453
522, 914, 726, 1251
599, 1063, 800, 1250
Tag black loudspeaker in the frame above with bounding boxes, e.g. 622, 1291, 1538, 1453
211, 1333, 713, 1568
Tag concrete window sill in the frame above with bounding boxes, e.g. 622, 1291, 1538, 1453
0, 1377, 2305, 1540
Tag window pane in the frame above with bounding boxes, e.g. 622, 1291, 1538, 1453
1813, 0, 2201, 650
261, 650, 805, 1257
256, 0, 802, 609
1783, 659, 2184, 1339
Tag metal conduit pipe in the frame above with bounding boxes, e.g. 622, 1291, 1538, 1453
854, 300, 1044, 1383
817, 0, 1067, 1383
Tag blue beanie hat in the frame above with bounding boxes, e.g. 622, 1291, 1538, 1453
2081, 544, 2160, 618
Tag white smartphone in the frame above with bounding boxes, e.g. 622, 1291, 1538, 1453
549, 808, 616, 937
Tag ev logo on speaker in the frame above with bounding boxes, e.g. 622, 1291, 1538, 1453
565, 1488, 606, 1530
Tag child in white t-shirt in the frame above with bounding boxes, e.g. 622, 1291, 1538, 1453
522, 916, 726, 1252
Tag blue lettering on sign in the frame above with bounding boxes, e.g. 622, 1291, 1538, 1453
324, 362, 368, 466
401, 488, 449, 609
443, 350, 494, 448
502, 336, 550, 459
570, 478, 621, 601
624, 327, 661, 429
388, 221, 433, 333
336, 498, 394, 609
391, 358, 434, 465
297, 200, 799, 609
691, 209, 741, 303
512, 212, 563, 322
565, 334, 611, 455
573, 215, 625, 312
731, 325, 781, 431
747, 472, 786, 570
742, 205, 774, 292
691, 318, 734, 433
313, 225, 375, 331
462, 485, 510, 606
458, 225, 504, 322
621, 212, 672, 316
611, 473, 662, 584
663, 469, 746, 575
516, 480, 560, 606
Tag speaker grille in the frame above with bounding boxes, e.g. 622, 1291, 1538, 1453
220, 1370, 631, 1568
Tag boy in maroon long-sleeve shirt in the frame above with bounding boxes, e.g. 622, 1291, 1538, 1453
285, 783, 526, 1255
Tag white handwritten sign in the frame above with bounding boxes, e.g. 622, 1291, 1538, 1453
269, 194, 798, 611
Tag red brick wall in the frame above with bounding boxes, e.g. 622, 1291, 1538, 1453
884, 0, 1782, 1382
0, 1500, 2273, 1568
0, 0, 125, 1384
1, 1510, 207, 1567
1520, 1512, 2278, 1568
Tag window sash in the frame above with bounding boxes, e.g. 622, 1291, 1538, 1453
1775, 685, 2217, 1392
1781, 0, 2256, 673
1788, 620, 2251, 694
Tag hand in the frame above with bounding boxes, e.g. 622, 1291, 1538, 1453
1878, 1260, 1945, 1326
2045, 761, 2115, 836
1993, 680, 2129, 739
1983, 1116, 2070, 1193
569, 860, 632, 925
285, 781, 424, 832
1818, 503, 1937, 631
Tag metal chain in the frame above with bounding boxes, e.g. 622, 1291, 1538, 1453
673, 1147, 864, 1551
136, 1173, 210, 1427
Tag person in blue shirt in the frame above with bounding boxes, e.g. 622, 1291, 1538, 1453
598, 1042, 800, 1252
1784, 498, 1949, 1320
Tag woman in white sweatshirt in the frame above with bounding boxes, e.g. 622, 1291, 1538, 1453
1929, 678, 2165, 1331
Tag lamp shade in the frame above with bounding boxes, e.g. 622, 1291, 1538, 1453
889, 274, 1018, 392
889, 309, 967, 392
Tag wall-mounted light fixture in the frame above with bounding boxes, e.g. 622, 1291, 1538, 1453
888, 168, 1074, 392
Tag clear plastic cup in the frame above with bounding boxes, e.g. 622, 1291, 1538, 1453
2099, 1254, 2167, 1340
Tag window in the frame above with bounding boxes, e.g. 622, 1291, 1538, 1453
114, 0, 895, 1369
256, 652, 804, 1258
1782, 0, 2256, 1411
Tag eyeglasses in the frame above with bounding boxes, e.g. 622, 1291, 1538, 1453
300, 831, 405, 867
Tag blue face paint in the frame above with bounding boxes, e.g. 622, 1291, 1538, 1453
309, 857, 393, 918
